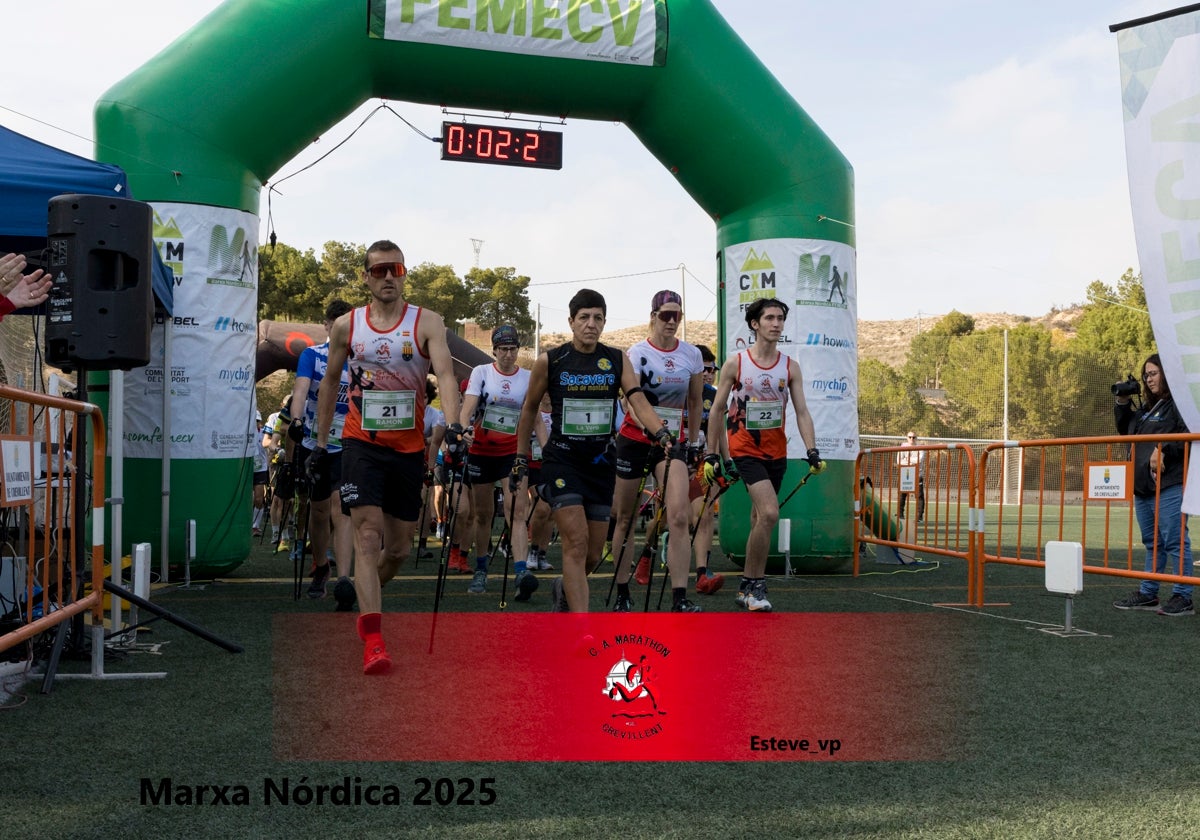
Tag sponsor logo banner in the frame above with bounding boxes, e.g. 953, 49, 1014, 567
723, 239, 859, 460
368, 0, 667, 67
123, 204, 259, 459
273, 613, 963, 762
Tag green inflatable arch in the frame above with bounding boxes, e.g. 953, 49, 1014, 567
96, 0, 856, 576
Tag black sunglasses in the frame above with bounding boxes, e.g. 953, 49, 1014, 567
654, 310, 681, 323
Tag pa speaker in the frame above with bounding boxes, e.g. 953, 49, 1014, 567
44, 194, 154, 372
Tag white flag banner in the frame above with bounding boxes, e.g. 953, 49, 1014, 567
1117, 9, 1200, 513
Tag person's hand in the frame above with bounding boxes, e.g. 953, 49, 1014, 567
446, 423, 466, 455
686, 443, 703, 470
1149, 448, 1162, 478
423, 468, 436, 488
0, 253, 30, 295
651, 425, 674, 450
509, 454, 528, 493
806, 448, 826, 473
721, 459, 740, 486
306, 446, 328, 484
287, 419, 305, 443
0, 253, 51, 308
701, 454, 722, 488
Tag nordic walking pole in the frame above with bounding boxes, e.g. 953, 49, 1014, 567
642, 448, 673, 613
688, 484, 716, 551
413, 479, 430, 568
779, 460, 827, 509
605, 460, 653, 608
429, 449, 469, 654
292, 491, 311, 601
434, 451, 469, 610
496, 485, 519, 609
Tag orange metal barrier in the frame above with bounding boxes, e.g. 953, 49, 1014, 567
0, 385, 105, 658
854, 443, 979, 602
973, 433, 1200, 606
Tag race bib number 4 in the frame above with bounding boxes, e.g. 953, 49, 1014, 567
482, 403, 520, 436
361, 390, 416, 431
562, 398, 613, 436
747, 399, 783, 431
308, 413, 346, 448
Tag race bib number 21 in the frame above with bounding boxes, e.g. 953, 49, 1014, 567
361, 390, 416, 431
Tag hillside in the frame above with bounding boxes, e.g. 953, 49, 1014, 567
536, 308, 1083, 367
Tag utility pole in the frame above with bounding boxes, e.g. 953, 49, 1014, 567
679, 264, 687, 341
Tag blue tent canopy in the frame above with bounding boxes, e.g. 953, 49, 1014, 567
0, 123, 173, 314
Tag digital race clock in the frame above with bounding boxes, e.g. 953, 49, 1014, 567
440, 121, 563, 171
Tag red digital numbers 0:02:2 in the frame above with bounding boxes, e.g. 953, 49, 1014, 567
440, 122, 562, 170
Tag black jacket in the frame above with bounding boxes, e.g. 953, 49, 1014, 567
1115, 396, 1189, 496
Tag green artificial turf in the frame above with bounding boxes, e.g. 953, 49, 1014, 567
2, 517, 1198, 839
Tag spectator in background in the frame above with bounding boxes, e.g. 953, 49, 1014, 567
417, 377, 446, 560
1113, 353, 1193, 617
896, 431, 925, 522
288, 299, 354, 607
0, 253, 52, 318
264, 395, 295, 551
252, 411, 268, 536
689, 344, 724, 595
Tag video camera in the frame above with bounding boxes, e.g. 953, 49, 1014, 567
1111, 375, 1141, 397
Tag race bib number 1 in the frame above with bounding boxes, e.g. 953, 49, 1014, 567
361, 390, 416, 431
747, 399, 783, 431
562, 398, 613, 436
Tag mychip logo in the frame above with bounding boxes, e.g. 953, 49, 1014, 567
811, 376, 849, 400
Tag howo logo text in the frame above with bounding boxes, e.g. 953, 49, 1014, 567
214, 316, 253, 332
805, 333, 856, 349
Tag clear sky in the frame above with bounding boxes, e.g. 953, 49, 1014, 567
0, 0, 1171, 331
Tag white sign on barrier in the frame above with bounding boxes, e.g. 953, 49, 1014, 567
0, 436, 34, 506
1084, 462, 1130, 501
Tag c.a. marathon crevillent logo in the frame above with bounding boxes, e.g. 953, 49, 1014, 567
589, 633, 670, 743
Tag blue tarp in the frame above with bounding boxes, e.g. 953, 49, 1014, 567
0, 123, 173, 314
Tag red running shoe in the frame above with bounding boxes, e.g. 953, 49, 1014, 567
695, 573, 725, 595
363, 639, 392, 675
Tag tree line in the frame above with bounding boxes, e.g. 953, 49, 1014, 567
257, 240, 537, 340
858, 269, 1156, 441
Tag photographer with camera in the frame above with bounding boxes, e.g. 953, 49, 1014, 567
1112, 353, 1194, 616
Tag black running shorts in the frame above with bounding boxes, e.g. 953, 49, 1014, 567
732, 455, 786, 495
339, 439, 423, 521
539, 457, 615, 522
